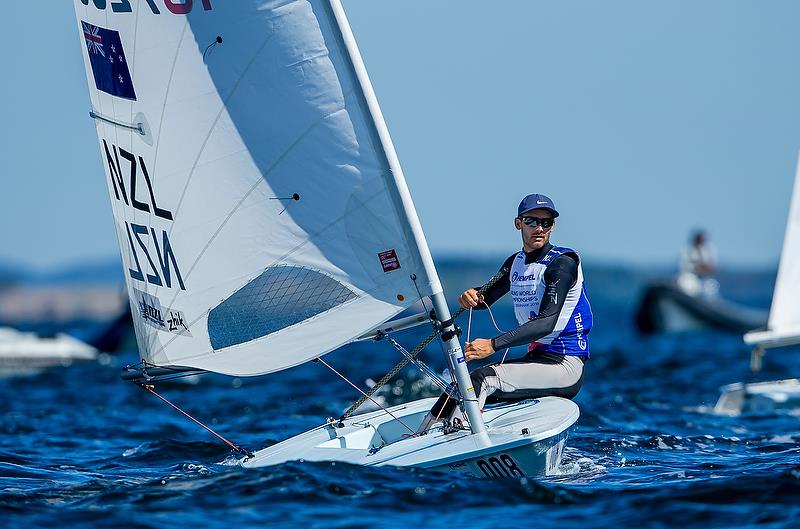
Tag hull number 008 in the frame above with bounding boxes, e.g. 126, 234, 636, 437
475, 454, 525, 478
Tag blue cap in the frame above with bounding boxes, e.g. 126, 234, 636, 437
518, 193, 559, 218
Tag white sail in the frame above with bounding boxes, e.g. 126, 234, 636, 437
745, 153, 800, 347
72, 0, 441, 376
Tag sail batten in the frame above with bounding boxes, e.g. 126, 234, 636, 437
73, 0, 439, 376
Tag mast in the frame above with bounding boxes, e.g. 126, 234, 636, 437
429, 292, 489, 438
327, 0, 487, 438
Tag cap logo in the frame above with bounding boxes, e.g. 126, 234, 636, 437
519, 193, 559, 218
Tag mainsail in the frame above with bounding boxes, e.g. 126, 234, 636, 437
764, 154, 800, 334
746, 153, 800, 347
72, 0, 441, 376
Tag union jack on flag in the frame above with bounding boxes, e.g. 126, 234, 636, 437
82, 22, 105, 57
81, 21, 136, 100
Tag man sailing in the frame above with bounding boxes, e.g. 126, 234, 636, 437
420, 193, 593, 431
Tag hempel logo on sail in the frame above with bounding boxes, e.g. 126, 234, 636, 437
78, 0, 213, 15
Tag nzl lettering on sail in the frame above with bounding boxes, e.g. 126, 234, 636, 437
103, 140, 186, 291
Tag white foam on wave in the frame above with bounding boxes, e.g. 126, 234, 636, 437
180, 463, 211, 475
122, 443, 147, 457
767, 434, 796, 443
547, 448, 606, 482
218, 454, 244, 466
656, 437, 673, 450
683, 404, 716, 415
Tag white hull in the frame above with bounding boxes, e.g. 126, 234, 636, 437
0, 328, 97, 374
243, 396, 578, 479
714, 379, 800, 415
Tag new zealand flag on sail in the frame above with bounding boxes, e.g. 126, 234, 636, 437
82, 21, 136, 100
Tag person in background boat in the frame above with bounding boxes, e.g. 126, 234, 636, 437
677, 229, 719, 298
419, 193, 592, 432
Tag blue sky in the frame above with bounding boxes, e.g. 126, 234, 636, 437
3, 1, 800, 270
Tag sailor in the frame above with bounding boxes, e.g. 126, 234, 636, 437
677, 229, 719, 297
420, 193, 592, 431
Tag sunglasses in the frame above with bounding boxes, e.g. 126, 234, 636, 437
518, 217, 554, 229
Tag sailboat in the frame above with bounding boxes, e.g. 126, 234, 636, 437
714, 155, 800, 415
71, 0, 578, 477
0, 327, 97, 375
634, 281, 767, 335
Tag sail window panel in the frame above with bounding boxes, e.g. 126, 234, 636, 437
208, 265, 357, 350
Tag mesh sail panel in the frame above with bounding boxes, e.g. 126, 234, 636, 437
208, 266, 357, 350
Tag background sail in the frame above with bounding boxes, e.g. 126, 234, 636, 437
72, 0, 440, 376
766, 153, 800, 336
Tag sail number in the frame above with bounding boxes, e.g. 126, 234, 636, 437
103, 139, 186, 291
475, 454, 525, 478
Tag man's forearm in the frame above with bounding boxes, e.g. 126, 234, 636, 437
490, 255, 577, 350
492, 311, 560, 349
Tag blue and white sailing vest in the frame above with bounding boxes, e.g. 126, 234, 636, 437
509, 246, 592, 357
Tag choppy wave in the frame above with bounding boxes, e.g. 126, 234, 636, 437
2, 270, 800, 528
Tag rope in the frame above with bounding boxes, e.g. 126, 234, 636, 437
481, 301, 510, 364
466, 307, 473, 342
411, 275, 453, 378
339, 267, 508, 421
135, 382, 254, 458
315, 357, 417, 435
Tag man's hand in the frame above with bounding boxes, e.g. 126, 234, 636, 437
458, 288, 483, 309
464, 338, 495, 361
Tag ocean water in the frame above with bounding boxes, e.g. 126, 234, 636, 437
1, 262, 799, 528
